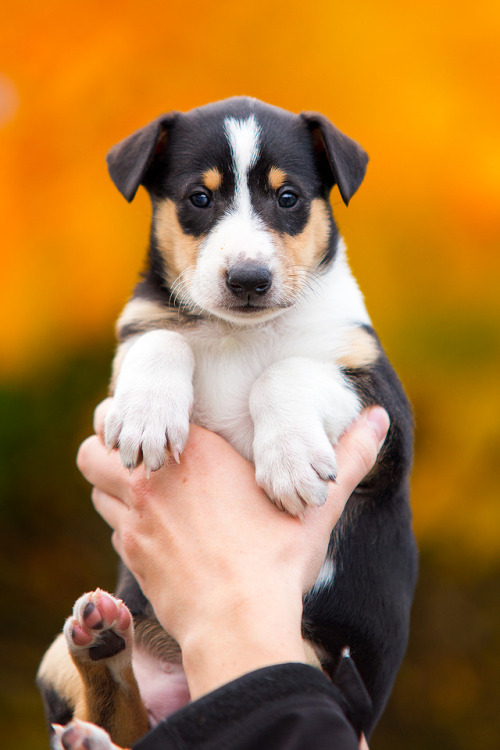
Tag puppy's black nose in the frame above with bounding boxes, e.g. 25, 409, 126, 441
226, 264, 272, 297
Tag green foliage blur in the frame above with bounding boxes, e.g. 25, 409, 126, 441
0, 341, 119, 748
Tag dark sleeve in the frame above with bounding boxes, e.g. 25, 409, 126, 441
132, 663, 360, 750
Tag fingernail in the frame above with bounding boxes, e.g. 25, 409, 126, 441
365, 407, 390, 450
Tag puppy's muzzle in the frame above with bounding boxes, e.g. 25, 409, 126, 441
225, 262, 272, 304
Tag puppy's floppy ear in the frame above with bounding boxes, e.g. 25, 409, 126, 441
300, 112, 368, 205
106, 113, 178, 202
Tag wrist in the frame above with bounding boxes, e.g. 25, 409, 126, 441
177, 587, 307, 700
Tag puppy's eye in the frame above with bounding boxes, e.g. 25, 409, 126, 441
190, 192, 211, 208
278, 191, 298, 208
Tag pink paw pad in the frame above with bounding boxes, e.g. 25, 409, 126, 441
64, 589, 132, 661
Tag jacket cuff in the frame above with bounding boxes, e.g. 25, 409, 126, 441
133, 662, 354, 750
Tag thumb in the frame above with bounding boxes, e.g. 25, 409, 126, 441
301, 407, 391, 592
335, 407, 390, 496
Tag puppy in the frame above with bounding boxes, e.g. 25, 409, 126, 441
38, 97, 418, 749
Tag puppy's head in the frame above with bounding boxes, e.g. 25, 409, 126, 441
107, 97, 368, 324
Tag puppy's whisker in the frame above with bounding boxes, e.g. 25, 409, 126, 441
169, 268, 206, 317
169, 268, 193, 301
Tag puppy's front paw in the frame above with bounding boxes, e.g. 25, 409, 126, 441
104, 379, 192, 474
106, 329, 195, 474
64, 589, 133, 666
254, 428, 338, 516
51, 720, 118, 750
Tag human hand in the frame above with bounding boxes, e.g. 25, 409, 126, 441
77, 401, 389, 700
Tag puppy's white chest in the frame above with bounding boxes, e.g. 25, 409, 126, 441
189, 332, 272, 459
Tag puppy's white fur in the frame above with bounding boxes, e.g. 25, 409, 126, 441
105, 330, 195, 472
106, 241, 370, 514
224, 116, 261, 210
52, 719, 117, 750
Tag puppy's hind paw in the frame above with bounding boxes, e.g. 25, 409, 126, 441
64, 589, 133, 666
51, 720, 120, 750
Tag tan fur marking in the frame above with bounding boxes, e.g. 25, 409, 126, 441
116, 299, 173, 338
78, 661, 148, 747
115, 298, 185, 341
287, 198, 331, 269
37, 633, 82, 712
154, 199, 201, 285
269, 199, 331, 297
38, 631, 148, 747
268, 166, 287, 190
338, 327, 380, 369
202, 167, 222, 191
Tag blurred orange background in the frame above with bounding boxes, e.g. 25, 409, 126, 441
1, 1, 499, 748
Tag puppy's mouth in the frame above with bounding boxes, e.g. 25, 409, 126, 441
226, 295, 291, 313
217, 299, 293, 323
230, 302, 270, 313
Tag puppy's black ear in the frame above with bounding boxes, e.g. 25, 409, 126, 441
300, 112, 368, 205
106, 113, 178, 202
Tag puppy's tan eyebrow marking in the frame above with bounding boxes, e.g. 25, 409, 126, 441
202, 167, 222, 191
268, 166, 287, 190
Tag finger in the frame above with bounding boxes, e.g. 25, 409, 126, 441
301, 408, 390, 588
93, 398, 114, 438
111, 530, 123, 559
334, 407, 389, 494
77, 434, 131, 498
315, 407, 389, 526
91, 487, 127, 531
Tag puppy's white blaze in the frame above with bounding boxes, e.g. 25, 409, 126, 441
191, 117, 277, 315
224, 115, 261, 214
224, 116, 264, 236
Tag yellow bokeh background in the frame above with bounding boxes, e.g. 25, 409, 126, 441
1, 2, 499, 748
